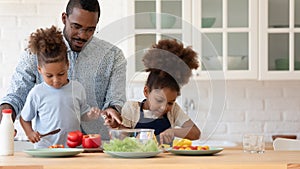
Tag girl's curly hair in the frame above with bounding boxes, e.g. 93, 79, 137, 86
28, 25, 67, 66
143, 39, 199, 95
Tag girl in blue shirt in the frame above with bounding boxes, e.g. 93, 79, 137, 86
20, 26, 101, 148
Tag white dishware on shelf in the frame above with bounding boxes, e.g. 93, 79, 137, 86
273, 138, 300, 151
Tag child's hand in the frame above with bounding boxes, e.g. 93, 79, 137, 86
159, 128, 174, 144
86, 107, 102, 120
27, 131, 41, 143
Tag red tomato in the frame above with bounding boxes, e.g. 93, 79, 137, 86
67, 130, 83, 148
75, 130, 83, 136
172, 146, 180, 150
82, 134, 101, 148
67, 131, 80, 142
189, 146, 198, 150
74, 130, 83, 145
67, 139, 79, 148
197, 145, 209, 150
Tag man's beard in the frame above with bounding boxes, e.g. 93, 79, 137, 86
63, 27, 89, 52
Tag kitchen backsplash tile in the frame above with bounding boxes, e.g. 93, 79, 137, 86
128, 80, 300, 143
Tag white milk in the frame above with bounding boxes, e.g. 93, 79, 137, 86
0, 109, 15, 155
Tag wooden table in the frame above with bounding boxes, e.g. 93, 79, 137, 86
0, 149, 299, 169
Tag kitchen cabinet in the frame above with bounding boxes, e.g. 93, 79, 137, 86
127, 0, 188, 81
259, 0, 300, 80
192, 0, 258, 79
127, 0, 300, 81
127, 0, 258, 81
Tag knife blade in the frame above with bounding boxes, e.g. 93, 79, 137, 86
40, 128, 61, 138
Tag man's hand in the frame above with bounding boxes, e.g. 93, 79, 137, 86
101, 108, 122, 128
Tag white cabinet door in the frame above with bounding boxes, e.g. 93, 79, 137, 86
259, 0, 300, 80
127, 0, 258, 81
128, 0, 189, 82
192, 0, 258, 80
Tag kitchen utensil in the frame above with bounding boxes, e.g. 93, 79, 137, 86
275, 58, 300, 70
159, 144, 170, 152
150, 13, 177, 28
275, 58, 289, 70
273, 138, 300, 151
202, 17, 216, 28
40, 128, 61, 138
109, 129, 155, 144
228, 55, 248, 70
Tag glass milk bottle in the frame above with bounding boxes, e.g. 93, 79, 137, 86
0, 109, 14, 155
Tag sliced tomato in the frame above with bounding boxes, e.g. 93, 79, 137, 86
75, 130, 83, 145
67, 139, 79, 148
201, 146, 209, 150
49, 144, 64, 148
189, 146, 198, 150
67, 130, 83, 147
82, 134, 101, 148
172, 146, 180, 150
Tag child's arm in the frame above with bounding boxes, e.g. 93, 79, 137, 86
159, 120, 201, 144
175, 119, 201, 140
81, 107, 102, 121
19, 116, 40, 143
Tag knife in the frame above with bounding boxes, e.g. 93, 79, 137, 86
40, 128, 61, 138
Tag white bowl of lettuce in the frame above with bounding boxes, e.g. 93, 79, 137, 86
103, 129, 161, 158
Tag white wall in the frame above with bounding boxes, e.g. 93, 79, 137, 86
0, 0, 66, 90
0, 0, 299, 144
129, 80, 300, 144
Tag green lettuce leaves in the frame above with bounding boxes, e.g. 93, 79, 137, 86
103, 137, 159, 152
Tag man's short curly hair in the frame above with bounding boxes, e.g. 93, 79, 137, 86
66, 0, 100, 21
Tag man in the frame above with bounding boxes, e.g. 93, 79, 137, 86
0, 0, 126, 140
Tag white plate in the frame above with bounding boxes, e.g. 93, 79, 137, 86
104, 151, 162, 158
24, 148, 83, 157
168, 147, 223, 155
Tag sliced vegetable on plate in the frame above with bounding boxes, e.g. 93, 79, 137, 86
66, 130, 101, 149
168, 147, 223, 155
169, 139, 223, 155
48, 144, 65, 148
